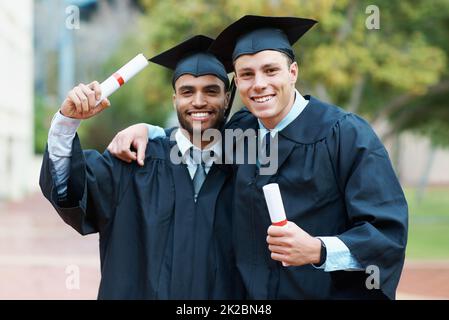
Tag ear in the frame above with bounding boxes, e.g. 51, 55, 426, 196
233, 73, 239, 87
172, 92, 177, 110
224, 91, 230, 107
289, 61, 299, 85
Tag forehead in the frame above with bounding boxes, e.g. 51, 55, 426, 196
174, 74, 225, 89
234, 50, 287, 70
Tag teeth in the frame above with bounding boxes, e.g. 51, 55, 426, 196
191, 112, 209, 118
254, 95, 274, 103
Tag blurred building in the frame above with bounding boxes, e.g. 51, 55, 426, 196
0, 1, 35, 201
393, 133, 449, 187
375, 121, 449, 187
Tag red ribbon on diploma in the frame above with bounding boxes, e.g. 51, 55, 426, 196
113, 73, 125, 86
272, 219, 287, 226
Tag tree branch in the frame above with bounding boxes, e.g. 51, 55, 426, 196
336, 0, 357, 43
315, 83, 331, 103
372, 79, 449, 125
380, 104, 428, 142
347, 75, 366, 113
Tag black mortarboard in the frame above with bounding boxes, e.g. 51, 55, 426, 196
149, 35, 230, 89
209, 15, 318, 71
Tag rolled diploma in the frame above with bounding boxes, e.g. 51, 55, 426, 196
263, 183, 289, 266
263, 183, 287, 226
96, 53, 149, 105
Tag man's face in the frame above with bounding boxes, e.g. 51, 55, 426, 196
173, 74, 229, 135
234, 50, 298, 129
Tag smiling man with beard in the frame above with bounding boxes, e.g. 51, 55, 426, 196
39, 35, 244, 299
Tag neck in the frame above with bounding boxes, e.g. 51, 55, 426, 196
261, 89, 296, 130
180, 128, 217, 149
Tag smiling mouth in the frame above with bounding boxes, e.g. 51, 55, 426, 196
188, 111, 213, 120
251, 94, 275, 103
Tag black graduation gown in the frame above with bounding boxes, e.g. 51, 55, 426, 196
39, 134, 244, 299
226, 95, 408, 300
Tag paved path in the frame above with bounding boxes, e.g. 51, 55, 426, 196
0, 192, 448, 299
0, 193, 100, 299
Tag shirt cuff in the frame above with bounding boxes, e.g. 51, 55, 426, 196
313, 236, 364, 272
48, 111, 80, 157
50, 111, 81, 135
147, 124, 166, 139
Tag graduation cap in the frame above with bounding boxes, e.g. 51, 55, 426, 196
149, 35, 231, 89
209, 15, 318, 71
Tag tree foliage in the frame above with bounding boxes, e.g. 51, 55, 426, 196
79, 0, 449, 149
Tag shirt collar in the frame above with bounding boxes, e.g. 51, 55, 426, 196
258, 89, 309, 137
175, 128, 222, 167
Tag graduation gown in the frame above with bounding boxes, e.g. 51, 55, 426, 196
39, 134, 244, 299
226, 95, 408, 300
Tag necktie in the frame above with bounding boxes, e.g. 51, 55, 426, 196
191, 148, 206, 202
264, 132, 271, 157
260, 132, 271, 168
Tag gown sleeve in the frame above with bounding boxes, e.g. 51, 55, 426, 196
326, 113, 408, 299
40, 134, 133, 235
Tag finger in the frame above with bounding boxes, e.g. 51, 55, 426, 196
98, 98, 110, 110
80, 83, 96, 108
134, 139, 147, 166
107, 133, 124, 156
270, 252, 287, 263
268, 244, 289, 254
116, 134, 136, 162
129, 151, 138, 161
74, 86, 88, 113
88, 81, 102, 101
110, 147, 135, 163
107, 141, 120, 157
67, 90, 82, 114
266, 235, 291, 247
267, 225, 287, 237
108, 135, 136, 163
120, 149, 137, 162
92, 98, 110, 116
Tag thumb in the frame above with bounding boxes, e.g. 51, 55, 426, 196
134, 139, 147, 166
99, 98, 110, 109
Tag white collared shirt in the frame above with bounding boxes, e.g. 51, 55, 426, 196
174, 128, 222, 179
258, 89, 308, 139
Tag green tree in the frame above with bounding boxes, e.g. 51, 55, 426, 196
80, 0, 449, 150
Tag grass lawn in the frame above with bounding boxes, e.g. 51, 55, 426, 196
404, 187, 449, 260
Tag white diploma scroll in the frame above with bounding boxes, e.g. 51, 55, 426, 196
96, 53, 149, 105
263, 183, 289, 267
263, 183, 287, 226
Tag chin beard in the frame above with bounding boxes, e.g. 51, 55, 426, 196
176, 108, 226, 135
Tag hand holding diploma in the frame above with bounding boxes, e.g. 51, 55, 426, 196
60, 81, 110, 119
60, 54, 149, 119
263, 183, 322, 267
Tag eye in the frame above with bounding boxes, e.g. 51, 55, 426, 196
206, 88, 219, 95
266, 68, 278, 75
239, 72, 253, 79
181, 90, 193, 96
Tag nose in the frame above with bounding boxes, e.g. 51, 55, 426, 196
253, 72, 267, 92
192, 92, 207, 108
